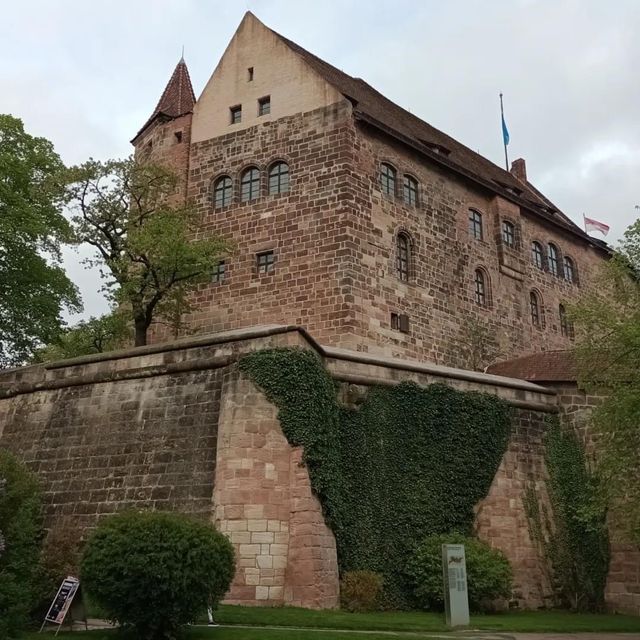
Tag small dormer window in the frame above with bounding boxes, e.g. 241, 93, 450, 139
230, 105, 242, 125
258, 96, 271, 116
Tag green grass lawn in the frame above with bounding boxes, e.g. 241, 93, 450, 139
27, 605, 640, 638
28, 630, 445, 640
212, 604, 640, 633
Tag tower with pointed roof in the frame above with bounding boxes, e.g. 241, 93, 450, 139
133, 11, 609, 368
132, 57, 196, 203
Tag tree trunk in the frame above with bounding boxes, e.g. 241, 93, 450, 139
134, 319, 148, 346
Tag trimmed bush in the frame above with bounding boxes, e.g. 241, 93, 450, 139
0, 449, 43, 638
340, 570, 384, 612
406, 533, 512, 612
81, 511, 235, 640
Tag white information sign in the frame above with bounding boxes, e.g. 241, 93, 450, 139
442, 544, 470, 627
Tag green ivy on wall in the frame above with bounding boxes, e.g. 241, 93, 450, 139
524, 418, 609, 611
240, 348, 512, 606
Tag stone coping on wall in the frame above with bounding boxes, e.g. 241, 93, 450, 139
0, 324, 556, 411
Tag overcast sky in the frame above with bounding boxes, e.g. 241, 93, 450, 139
2, 0, 639, 322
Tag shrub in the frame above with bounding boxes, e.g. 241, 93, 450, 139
340, 570, 384, 612
406, 533, 512, 612
81, 511, 235, 640
0, 449, 43, 638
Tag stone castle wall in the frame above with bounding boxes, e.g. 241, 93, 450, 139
1, 326, 636, 612
133, 90, 609, 367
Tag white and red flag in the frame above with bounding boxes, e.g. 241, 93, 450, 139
583, 216, 610, 236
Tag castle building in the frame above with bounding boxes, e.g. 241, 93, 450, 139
132, 12, 608, 368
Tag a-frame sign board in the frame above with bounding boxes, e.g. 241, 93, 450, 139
39, 576, 88, 635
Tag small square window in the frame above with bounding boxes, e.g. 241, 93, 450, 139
258, 96, 271, 116
212, 261, 226, 283
174, 131, 182, 144
230, 105, 242, 125
257, 251, 275, 274
390, 313, 410, 333
247, 67, 254, 81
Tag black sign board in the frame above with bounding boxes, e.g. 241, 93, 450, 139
40, 576, 81, 634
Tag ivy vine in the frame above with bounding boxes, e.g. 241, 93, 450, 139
240, 347, 511, 606
524, 418, 610, 611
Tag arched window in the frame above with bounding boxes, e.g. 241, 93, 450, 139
559, 304, 574, 339
380, 163, 396, 196
502, 220, 516, 248
530, 290, 542, 327
240, 167, 260, 202
403, 175, 418, 206
531, 241, 544, 270
548, 243, 560, 276
396, 232, 410, 281
564, 256, 576, 283
469, 210, 483, 240
268, 161, 290, 195
474, 268, 488, 306
213, 175, 233, 209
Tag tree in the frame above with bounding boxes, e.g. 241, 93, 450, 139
0, 114, 81, 367
65, 158, 229, 346
572, 219, 640, 544
32, 311, 130, 362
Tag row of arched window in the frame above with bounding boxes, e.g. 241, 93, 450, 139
529, 291, 575, 338
467, 209, 579, 284
380, 163, 419, 206
212, 161, 290, 208
531, 241, 576, 283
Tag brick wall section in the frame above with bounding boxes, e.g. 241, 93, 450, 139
550, 382, 640, 615
156, 102, 359, 349
474, 409, 554, 609
213, 368, 339, 608
343, 125, 607, 366
0, 369, 221, 533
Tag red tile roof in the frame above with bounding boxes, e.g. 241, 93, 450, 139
269, 23, 608, 253
133, 58, 195, 143
486, 350, 576, 382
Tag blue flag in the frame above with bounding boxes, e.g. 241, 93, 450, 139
501, 114, 510, 146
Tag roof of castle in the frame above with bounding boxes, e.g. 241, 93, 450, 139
132, 58, 195, 143
486, 350, 577, 382
268, 21, 607, 252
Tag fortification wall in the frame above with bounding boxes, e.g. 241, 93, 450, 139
0, 325, 635, 612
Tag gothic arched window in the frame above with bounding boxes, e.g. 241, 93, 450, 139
213, 175, 232, 209
380, 163, 396, 196
396, 232, 410, 281
240, 167, 260, 202
268, 161, 290, 195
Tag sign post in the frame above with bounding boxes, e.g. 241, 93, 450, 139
442, 544, 470, 628
39, 576, 84, 635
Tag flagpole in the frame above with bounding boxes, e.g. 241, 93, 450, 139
500, 93, 509, 170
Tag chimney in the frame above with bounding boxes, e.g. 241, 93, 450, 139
510, 158, 527, 182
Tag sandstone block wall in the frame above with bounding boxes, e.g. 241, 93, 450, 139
214, 370, 338, 608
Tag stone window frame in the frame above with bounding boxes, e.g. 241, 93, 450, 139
258, 95, 271, 117
256, 249, 276, 275
267, 159, 291, 196
393, 227, 415, 283
230, 104, 242, 125
212, 260, 226, 284
402, 174, 419, 207
501, 219, 517, 249
547, 242, 562, 278
563, 255, 578, 285
212, 173, 234, 210
379, 162, 397, 198
396, 232, 411, 282
468, 209, 484, 241
531, 240, 545, 271
529, 289, 545, 329
559, 303, 575, 339
473, 266, 491, 308
239, 165, 262, 203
